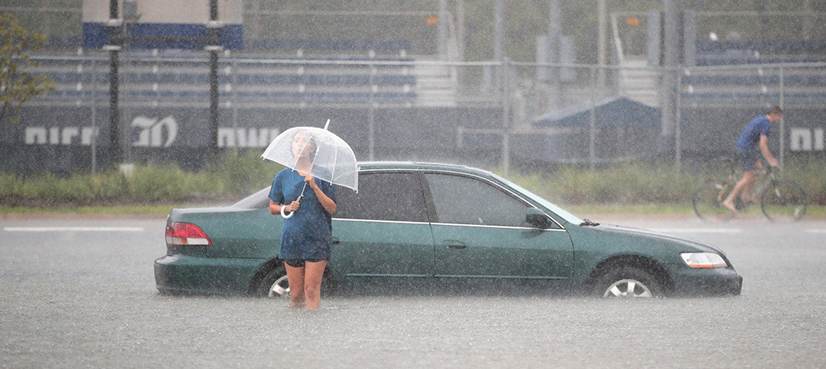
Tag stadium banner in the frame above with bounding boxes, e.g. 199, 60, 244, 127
82, 0, 243, 50
0, 106, 502, 172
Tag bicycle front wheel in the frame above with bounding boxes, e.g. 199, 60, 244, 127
761, 180, 808, 221
693, 180, 735, 221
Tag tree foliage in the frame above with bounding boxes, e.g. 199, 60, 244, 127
0, 12, 54, 123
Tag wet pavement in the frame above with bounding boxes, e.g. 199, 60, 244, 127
2, 218, 825, 368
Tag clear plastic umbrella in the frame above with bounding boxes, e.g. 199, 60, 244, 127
261, 120, 358, 218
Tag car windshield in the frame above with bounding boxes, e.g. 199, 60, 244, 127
490, 173, 583, 225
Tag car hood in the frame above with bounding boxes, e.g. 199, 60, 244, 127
593, 223, 728, 256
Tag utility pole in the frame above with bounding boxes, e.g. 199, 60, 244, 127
802, 0, 812, 40
106, 0, 122, 166
494, 0, 505, 86
660, 0, 680, 148
597, 0, 607, 86
207, 0, 222, 157
456, 0, 465, 61
438, 0, 448, 58
548, 0, 562, 110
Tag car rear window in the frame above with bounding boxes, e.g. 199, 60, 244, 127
335, 172, 428, 222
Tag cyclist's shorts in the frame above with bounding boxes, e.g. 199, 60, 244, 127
736, 147, 760, 172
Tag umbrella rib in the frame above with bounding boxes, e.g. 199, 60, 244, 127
331, 145, 338, 183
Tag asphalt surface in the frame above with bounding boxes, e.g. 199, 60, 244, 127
1, 217, 825, 369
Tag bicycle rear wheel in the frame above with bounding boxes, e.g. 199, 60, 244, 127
761, 180, 807, 221
693, 180, 735, 221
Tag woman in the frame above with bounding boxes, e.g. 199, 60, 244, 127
268, 130, 337, 310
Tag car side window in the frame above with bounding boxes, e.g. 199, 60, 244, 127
425, 173, 532, 227
335, 172, 428, 222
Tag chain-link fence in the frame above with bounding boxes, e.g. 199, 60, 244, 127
6, 53, 826, 174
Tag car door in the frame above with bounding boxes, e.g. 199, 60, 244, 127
330, 171, 434, 281
424, 172, 573, 283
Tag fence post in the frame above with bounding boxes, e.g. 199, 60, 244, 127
368, 62, 376, 161
207, 0, 221, 158
91, 59, 98, 174
675, 69, 683, 171
106, 0, 122, 167
502, 58, 510, 175
589, 66, 596, 172
779, 65, 785, 168
231, 58, 238, 152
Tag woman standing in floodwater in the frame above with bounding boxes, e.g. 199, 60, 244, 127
268, 130, 337, 310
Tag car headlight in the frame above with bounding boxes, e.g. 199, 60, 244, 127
681, 253, 728, 268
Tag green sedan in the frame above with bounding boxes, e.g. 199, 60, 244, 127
154, 162, 743, 298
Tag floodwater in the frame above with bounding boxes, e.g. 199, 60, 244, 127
1, 218, 825, 368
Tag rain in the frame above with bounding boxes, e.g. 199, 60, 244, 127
1, 1, 826, 368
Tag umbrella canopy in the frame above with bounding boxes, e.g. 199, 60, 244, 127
261, 123, 358, 192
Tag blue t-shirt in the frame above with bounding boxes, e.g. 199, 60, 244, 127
735, 116, 771, 150
269, 169, 337, 260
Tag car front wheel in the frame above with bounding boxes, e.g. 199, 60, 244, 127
594, 266, 661, 298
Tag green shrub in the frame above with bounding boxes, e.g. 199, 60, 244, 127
783, 159, 826, 205
128, 164, 218, 202
1, 156, 823, 206
207, 150, 283, 197
502, 164, 705, 205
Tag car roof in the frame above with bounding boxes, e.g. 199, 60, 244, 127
357, 161, 495, 177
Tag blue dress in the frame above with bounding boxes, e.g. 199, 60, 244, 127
269, 169, 337, 260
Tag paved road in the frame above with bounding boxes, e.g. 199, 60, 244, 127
2, 218, 825, 368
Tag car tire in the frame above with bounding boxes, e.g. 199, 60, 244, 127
255, 264, 337, 298
593, 266, 661, 298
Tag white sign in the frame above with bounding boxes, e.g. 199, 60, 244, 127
23, 115, 279, 149
219, 128, 281, 148
25, 127, 99, 145
132, 116, 178, 147
790, 128, 825, 151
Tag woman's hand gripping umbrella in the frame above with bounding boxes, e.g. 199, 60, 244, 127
261, 120, 359, 218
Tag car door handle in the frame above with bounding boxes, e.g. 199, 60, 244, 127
443, 241, 467, 250
332, 237, 340, 245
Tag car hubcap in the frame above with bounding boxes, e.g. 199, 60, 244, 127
603, 279, 653, 298
268, 275, 289, 298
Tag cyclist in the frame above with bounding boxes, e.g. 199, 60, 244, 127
722, 106, 782, 214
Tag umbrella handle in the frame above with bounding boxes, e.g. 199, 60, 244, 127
280, 206, 295, 219
280, 185, 307, 219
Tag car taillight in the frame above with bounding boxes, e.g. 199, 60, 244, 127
165, 222, 211, 246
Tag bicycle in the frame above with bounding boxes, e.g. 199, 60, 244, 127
692, 157, 808, 222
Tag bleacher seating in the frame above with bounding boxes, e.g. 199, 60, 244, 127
29, 39, 420, 106
245, 39, 413, 54
696, 40, 826, 66
682, 40, 826, 106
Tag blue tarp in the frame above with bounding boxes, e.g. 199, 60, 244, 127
532, 97, 662, 128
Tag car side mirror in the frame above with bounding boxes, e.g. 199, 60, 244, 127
526, 208, 551, 229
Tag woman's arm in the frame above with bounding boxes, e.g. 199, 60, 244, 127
269, 200, 283, 215
305, 175, 336, 215
269, 200, 300, 215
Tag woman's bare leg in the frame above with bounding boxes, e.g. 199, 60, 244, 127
303, 261, 327, 310
284, 263, 305, 307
